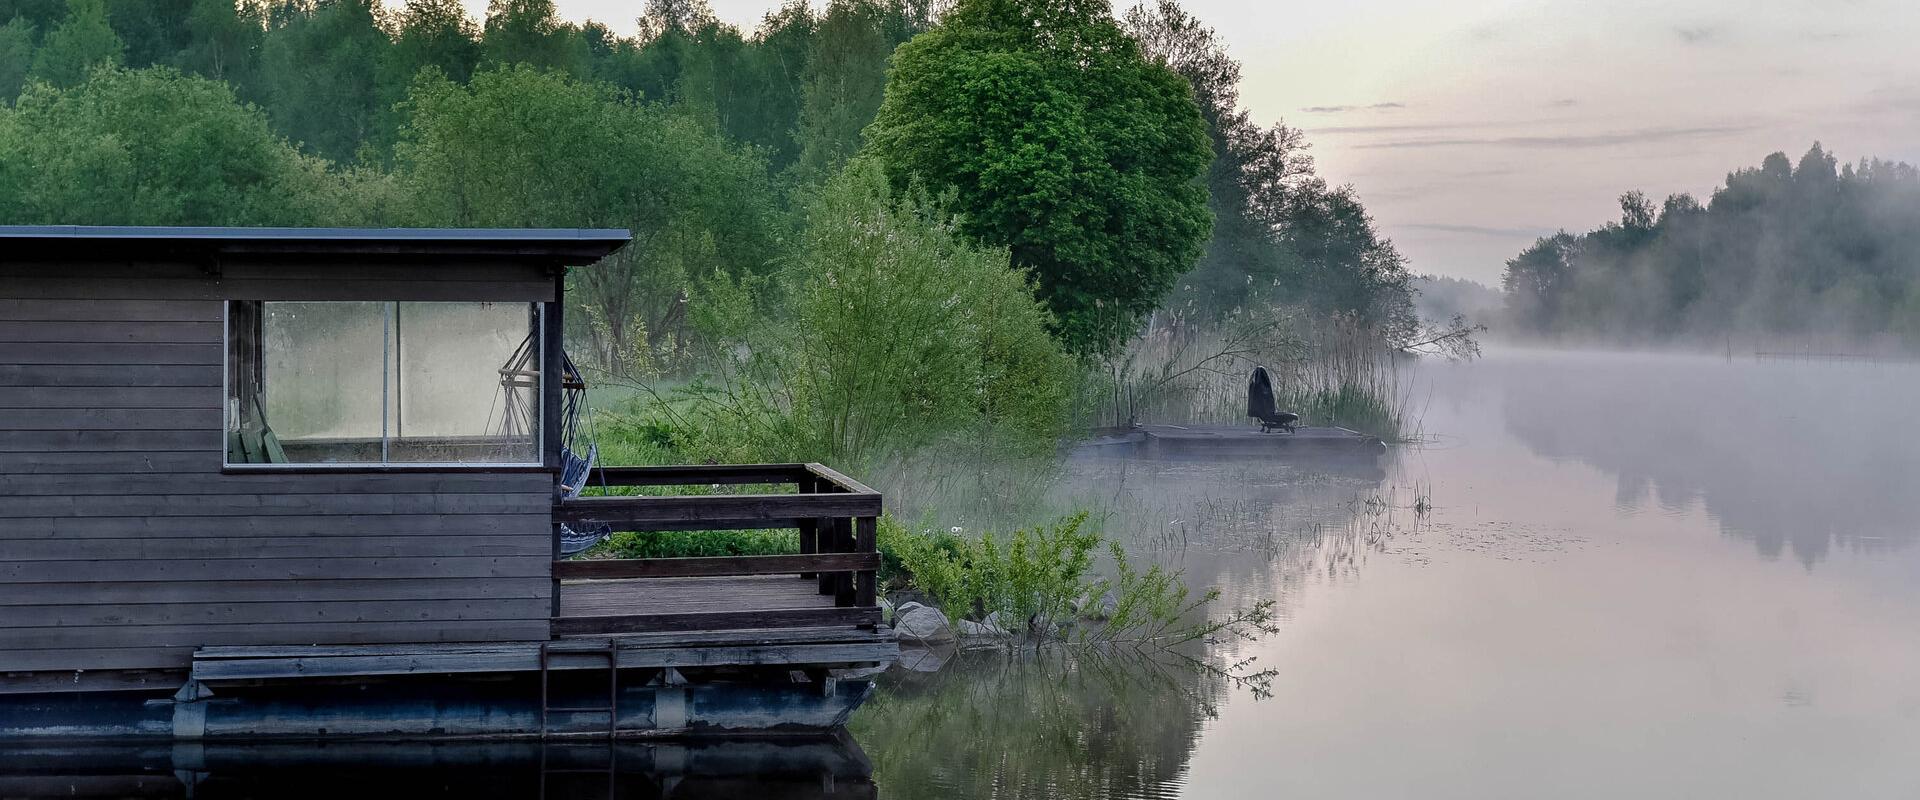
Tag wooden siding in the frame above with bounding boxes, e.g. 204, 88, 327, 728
0, 295, 555, 676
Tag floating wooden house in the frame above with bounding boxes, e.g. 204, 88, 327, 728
0, 226, 895, 739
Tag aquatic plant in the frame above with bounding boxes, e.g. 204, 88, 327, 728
878, 512, 1279, 650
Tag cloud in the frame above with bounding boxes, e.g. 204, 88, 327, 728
1354, 124, 1758, 150
1550, 98, 1579, 108
1673, 25, 1720, 44
1299, 102, 1407, 114
1398, 223, 1558, 239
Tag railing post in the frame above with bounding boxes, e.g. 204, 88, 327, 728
797, 474, 817, 580
832, 517, 855, 607
855, 516, 877, 614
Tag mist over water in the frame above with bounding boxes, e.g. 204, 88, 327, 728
861, 347, 1920, 798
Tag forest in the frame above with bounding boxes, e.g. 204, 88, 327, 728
0, 0, 1434, 465
1502, 144, 1920, 351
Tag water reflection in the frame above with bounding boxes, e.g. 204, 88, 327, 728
853, 649, 1219, 800
1487, 350, 1920, 566
0, 739, 875, 799
854, 452, 1403, 799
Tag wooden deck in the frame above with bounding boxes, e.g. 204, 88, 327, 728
554, 575, 880, 636
549, 464, 886, 639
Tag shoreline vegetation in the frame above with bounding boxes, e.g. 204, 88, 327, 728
0, 0, 1482, 669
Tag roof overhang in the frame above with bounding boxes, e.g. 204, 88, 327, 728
0, 226, 633, 265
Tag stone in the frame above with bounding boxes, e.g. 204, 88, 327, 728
958, 618, 1010, 638
894, 603, 956, 645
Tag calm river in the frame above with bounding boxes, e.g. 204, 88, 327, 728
7, 348, 1918, 798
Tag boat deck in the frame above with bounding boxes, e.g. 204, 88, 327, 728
1082, 423, 1387, 458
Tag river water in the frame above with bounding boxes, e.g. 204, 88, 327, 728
856, 348, 1920, 798
7, 348, 1918, 798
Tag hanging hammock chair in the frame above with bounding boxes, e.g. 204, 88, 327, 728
497, 333, 610, 557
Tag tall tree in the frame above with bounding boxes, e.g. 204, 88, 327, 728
390, 0, 480, 84
868, 0, 1214, 355
0, 67, 374, 226
28, 0, 123, 88
481, 0, 584, 73
176, 0, 262, 83
255, 0, 387, 162
0, 18, 34, 102
791, 0, 923, 183
397, 65, 781, 372
104, 0, 193, 68
1125, 0, 1413, 336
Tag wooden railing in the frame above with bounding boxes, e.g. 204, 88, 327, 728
549, 463, 882, 636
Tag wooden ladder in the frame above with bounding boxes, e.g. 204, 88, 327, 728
538, 641, 619, 738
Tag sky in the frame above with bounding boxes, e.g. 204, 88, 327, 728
465, 0, 1920, 285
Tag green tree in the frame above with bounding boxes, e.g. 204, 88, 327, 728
395, 65, 781, 373
0, 67, 378, 226
868, 0, 1213, 355
175, 0, 262, 83
480, 0, 584, 74
790, 0, 924, 183
28, 0, 123, 88
105, 0, 192, 68
1125, 0, 1414, 337
255, 0, 387, 162
680, 159, 1073, 465
0, 18, 35, 102
390, 0, 481, 84
0, 0, 62, 35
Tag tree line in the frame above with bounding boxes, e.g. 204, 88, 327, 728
1502, 143, 1920, 350
1, 0, 1422, 378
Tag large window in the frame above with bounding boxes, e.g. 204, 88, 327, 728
226, 301, 542, 467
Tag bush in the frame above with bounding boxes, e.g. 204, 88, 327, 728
664, 158, 1076, 467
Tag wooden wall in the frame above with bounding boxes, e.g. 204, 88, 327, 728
0, 267, 559, 678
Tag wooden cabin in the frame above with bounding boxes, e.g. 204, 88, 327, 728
0, 226, 893, 738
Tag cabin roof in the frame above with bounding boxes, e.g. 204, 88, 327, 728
0, 226, 632, 263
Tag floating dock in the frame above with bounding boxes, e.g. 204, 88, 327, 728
1081, 424, 1387, 459
0, 227, 894, 741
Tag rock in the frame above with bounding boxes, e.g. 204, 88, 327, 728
1083, 591, 1118, 621
957, 618, 1010, 638
894, 645, 951, 673
894, 604, 956, 645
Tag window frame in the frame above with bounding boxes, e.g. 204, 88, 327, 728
220, 299, 547, 472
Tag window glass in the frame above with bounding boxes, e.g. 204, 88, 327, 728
226, 300, 540, 467
391, 302, 540, 464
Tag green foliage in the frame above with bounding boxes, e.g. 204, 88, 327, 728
789, 0, 925, 184
480, 0, 584, 74
867, 0, 1214, 356
255, 0, 385, 162
0, 18, 34, 102
880, 511, 1278, 648
882, 512, 1101, 630
1503, 144, 1920, 350
28, 0, 122, 89
666, 159, 1074, 467
600, 528, 798, 559
395, 64, 781, 374
0, 67, 381, 225
1124, 0, 1416, 343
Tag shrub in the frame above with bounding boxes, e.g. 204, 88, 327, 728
664, 157, 1076, 467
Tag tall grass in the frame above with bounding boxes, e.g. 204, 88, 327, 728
1095, 307, 1412, 440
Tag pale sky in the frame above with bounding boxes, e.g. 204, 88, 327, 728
468, 0, 1920, 285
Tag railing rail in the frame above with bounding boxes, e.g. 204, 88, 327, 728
550, 463, 881, 636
